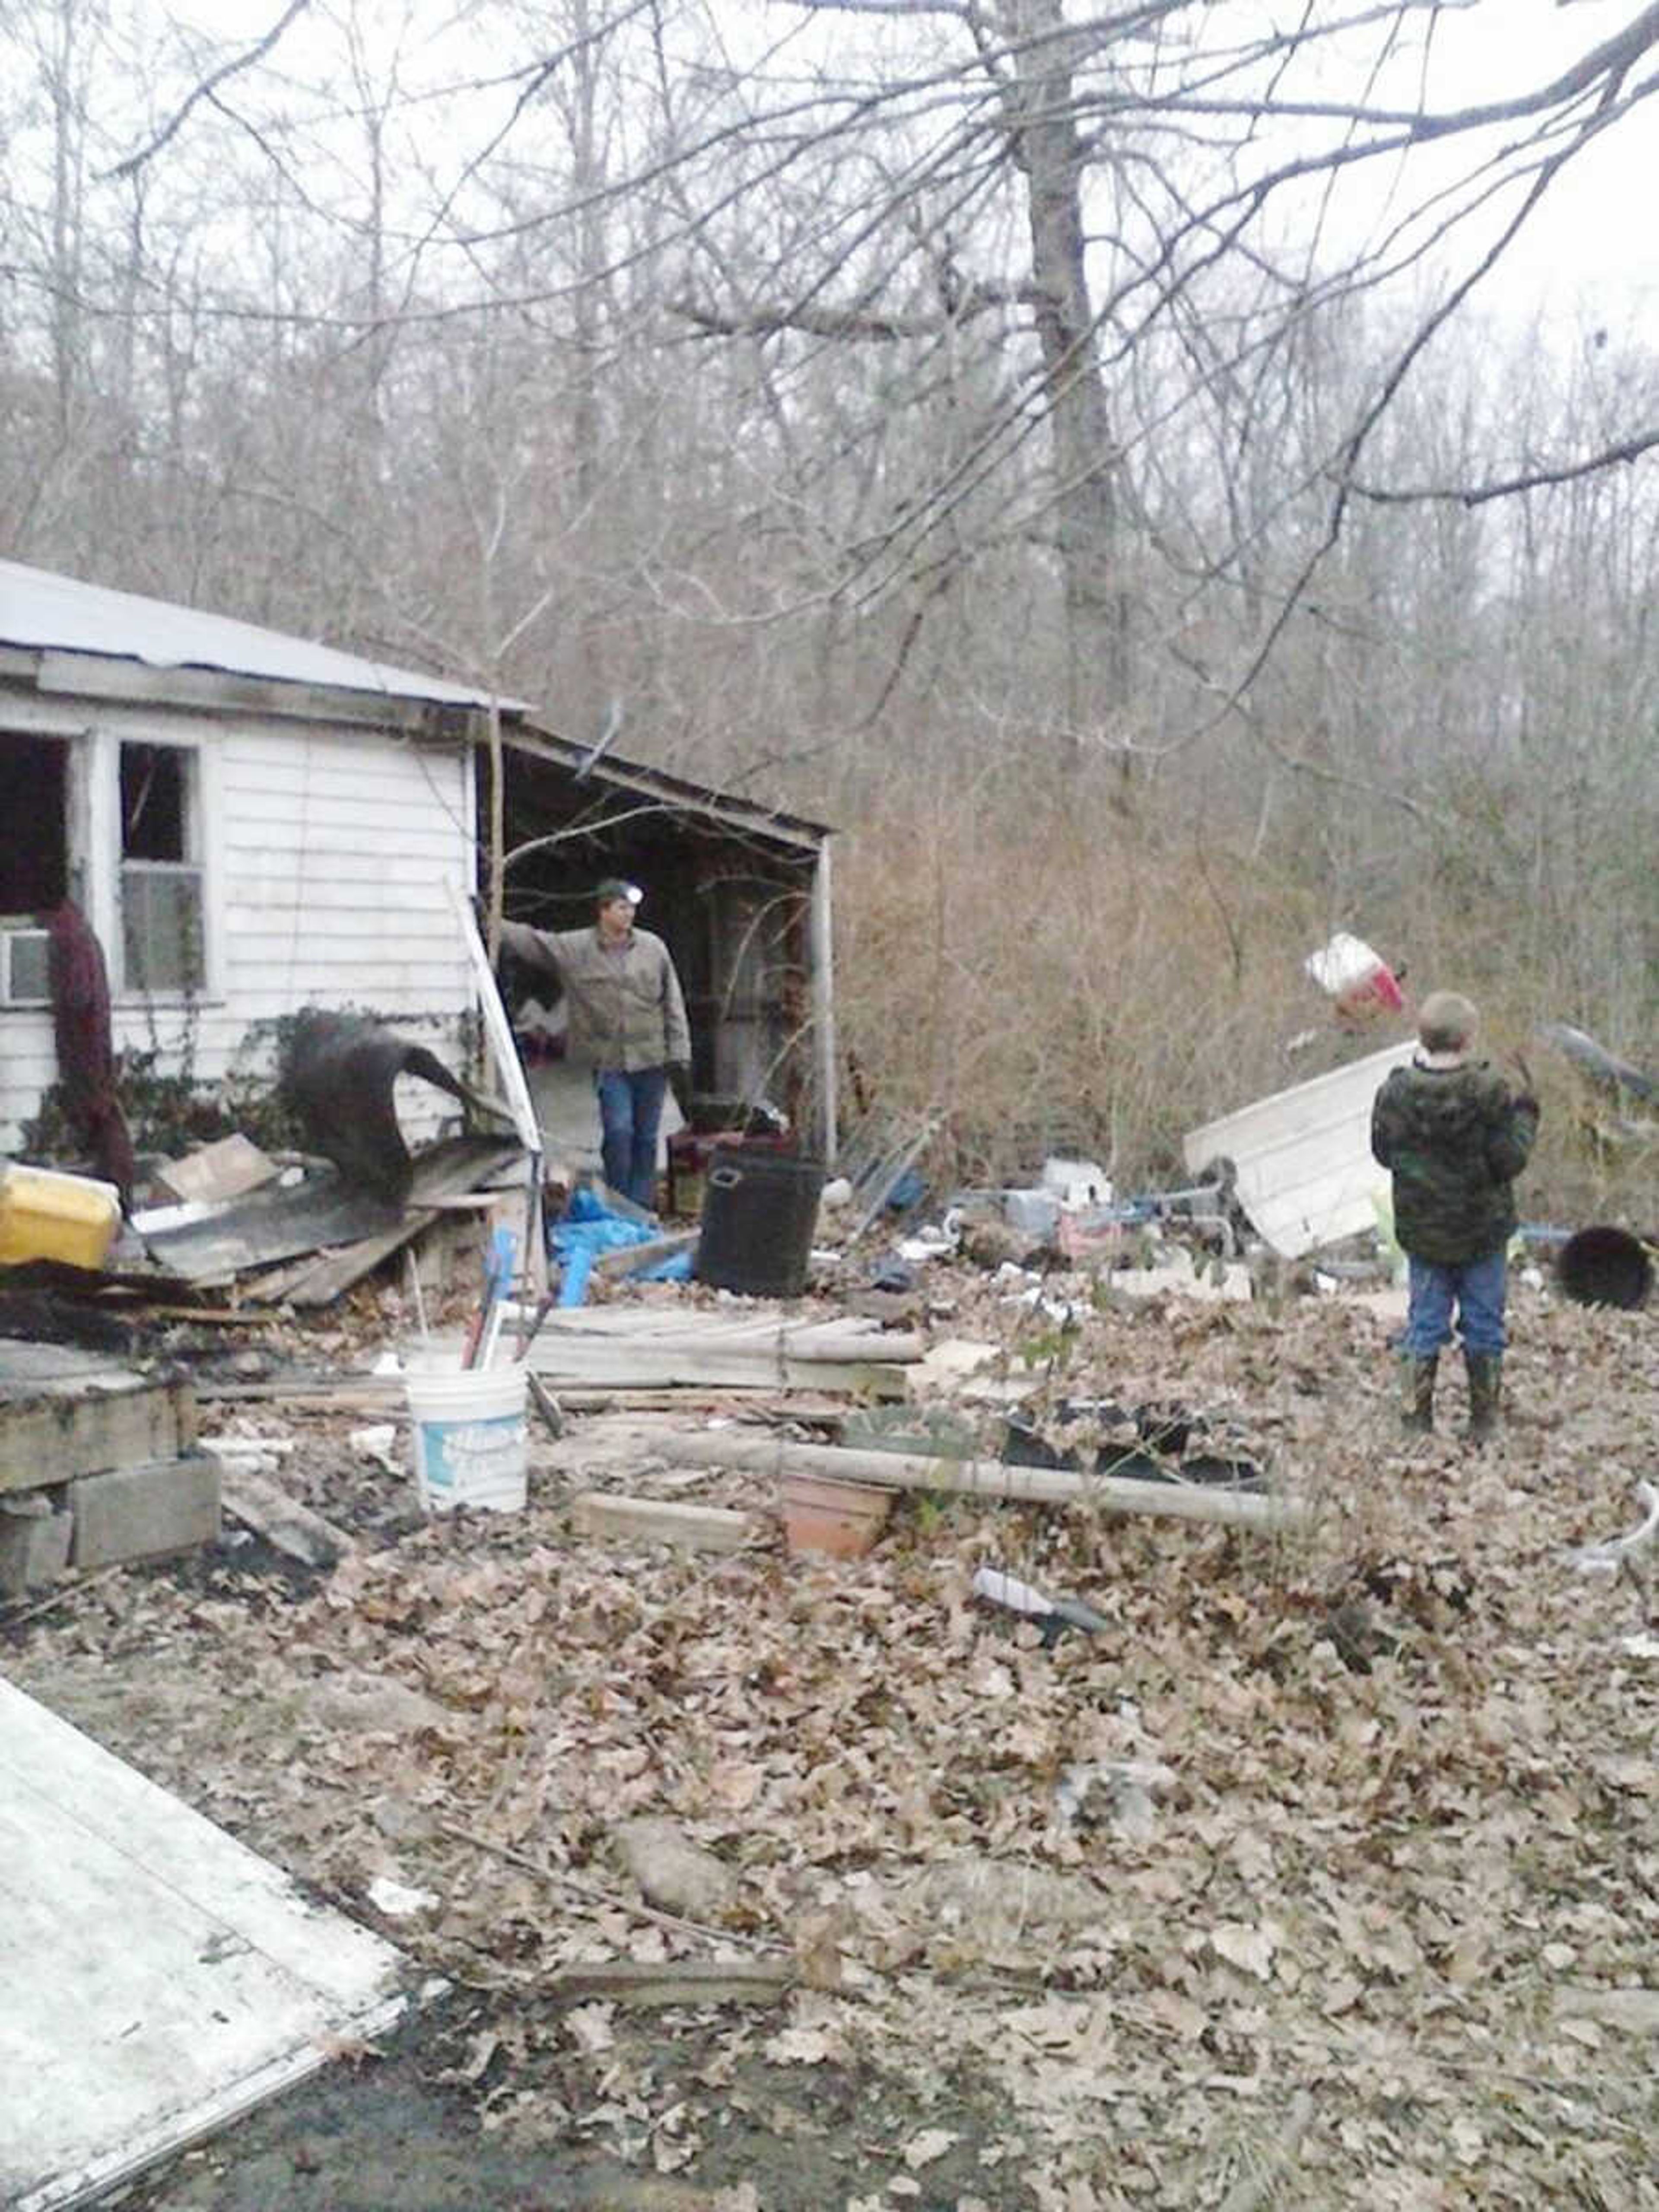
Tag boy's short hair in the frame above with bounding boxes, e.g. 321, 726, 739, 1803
1418, 990, 1478, 1053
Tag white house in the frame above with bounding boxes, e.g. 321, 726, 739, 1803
0, 559, 522, 1155
0, 561, 838, 1169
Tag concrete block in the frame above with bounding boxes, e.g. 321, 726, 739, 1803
69, 1452, 221, 1570
1, 1351, 194, 1496
0, 1497, 74, 1595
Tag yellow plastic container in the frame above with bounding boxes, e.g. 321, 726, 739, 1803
0, 1163, 122, 1271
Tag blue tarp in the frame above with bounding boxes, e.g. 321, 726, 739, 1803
550, 1188, 693, 1306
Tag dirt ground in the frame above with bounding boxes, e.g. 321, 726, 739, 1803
6, 1259, 1658, 2212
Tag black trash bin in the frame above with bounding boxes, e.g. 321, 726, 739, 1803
1557, 1225, 1653, 1311
694, 1146, 826, 1298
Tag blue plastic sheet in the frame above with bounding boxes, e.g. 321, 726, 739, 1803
549, 1188, 693, 1307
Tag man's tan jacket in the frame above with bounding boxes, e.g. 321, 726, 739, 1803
498, 919, 690, 1073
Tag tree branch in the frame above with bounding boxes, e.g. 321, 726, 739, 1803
1348, 428, 1659, 507
103, 1, 315, 181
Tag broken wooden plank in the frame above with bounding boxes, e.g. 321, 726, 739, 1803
143, 1137, 523, 1298
588, 1229, 700, 1278
152, 1136, 279, 1207
528, 1341, 909, 1394
519, 1306, 922, 1361
220, 1469, 355, 1568
572, 1492, 761, 1554
661, 1433, 1311, 1533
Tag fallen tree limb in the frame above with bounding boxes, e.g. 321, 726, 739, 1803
661, 1433, 1310, 1533
435, 1821, 786, 1955
546, 1958, 796, 2009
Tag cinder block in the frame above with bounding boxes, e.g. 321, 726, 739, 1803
69, 1452, 221, 1570
0, 1498, 74, 1595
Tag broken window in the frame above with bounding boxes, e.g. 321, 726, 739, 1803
0, 732, 69, 1004
120, 741, 204, 994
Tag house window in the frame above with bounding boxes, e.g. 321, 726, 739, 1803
0, 732, 69, 1005
121, 742, 204, 994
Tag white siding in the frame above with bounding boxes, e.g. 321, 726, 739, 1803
2, 692, 477, 1155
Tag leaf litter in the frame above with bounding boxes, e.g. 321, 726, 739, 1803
4, 1266, 1657, 2209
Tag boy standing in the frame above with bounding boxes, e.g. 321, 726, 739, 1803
1370, 992, 1540, 1442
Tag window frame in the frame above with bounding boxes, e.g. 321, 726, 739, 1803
118, 737, 207, 1000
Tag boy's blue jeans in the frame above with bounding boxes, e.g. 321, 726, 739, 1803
595, 1066, 667, 1212
1402, 1249, 1508, 1357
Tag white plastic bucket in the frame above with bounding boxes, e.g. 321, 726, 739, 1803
405, 1362, 529, 1514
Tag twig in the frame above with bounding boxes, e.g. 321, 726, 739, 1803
406, 1248, 429, 1344
526, 1372, 564, 1437
0, 1564, 127, 1632
435, 1821, 789, 1955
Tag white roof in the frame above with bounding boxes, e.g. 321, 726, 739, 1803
0, 559, 527, 713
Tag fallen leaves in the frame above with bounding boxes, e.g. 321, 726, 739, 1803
6, 1271, 1658, 2208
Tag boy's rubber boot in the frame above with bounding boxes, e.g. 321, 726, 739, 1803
1399, 1354, 1438, 1435
1465, 1352, 1503, 1445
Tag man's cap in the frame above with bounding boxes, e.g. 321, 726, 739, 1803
594, 877, 643, 907
1417, 991, 1478, 1050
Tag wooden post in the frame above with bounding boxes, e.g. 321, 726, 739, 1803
810, 837, 838, 1167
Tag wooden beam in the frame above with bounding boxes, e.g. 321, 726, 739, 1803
658, 1433, 1310, 1533
810, 839, 838, 1166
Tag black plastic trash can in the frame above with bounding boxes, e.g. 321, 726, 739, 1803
694, 1146, 826, 1298
1557, 1225, 1653, 1310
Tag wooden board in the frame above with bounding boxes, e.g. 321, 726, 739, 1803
153, 1136, 280, 1206
0, 1680, 417, 2212
572, 1492, 762, 1553
0, 1339, 194, 1496
140, 1136, 522, 1291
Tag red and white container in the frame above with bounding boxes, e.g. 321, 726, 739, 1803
1303, 932, 1404, 1019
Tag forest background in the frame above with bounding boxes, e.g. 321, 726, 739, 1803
4, 0, 1656, 1217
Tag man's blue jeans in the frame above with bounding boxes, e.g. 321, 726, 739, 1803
1402, 1249, 1509, 1357
595, 1067, 667, 1212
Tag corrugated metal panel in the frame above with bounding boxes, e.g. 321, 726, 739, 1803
1182, 1041, 1416, 1259
0, 559, 525, 713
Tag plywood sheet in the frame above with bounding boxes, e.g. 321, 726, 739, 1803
0, 1681, 416, 2212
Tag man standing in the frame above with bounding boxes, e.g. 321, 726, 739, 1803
497, 878, 691, 1211
1370, 991, 1540, 1443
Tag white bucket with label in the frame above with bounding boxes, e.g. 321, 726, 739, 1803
405, 1361, 529, 1514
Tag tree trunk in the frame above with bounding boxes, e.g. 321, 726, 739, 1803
998, 0, 1129, 773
